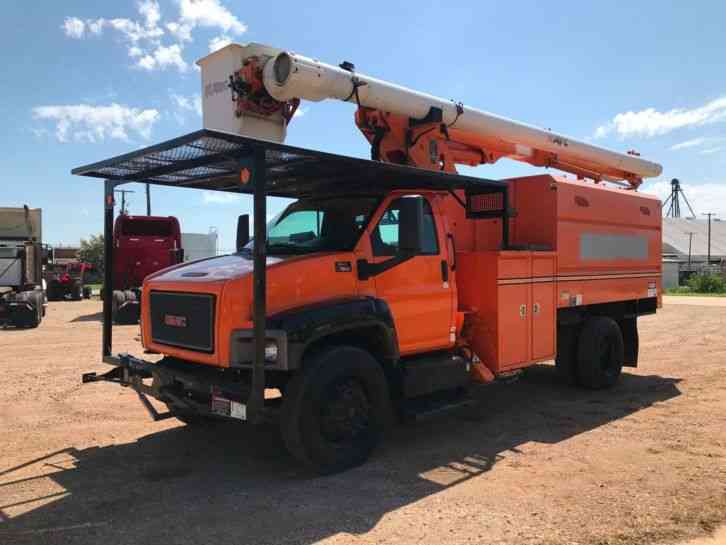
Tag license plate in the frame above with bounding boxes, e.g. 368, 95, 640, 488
211, 393, 247, 421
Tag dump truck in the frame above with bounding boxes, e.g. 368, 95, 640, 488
0, 206, 46, 328
111, 214, 183, 323
77, 43, 663, 474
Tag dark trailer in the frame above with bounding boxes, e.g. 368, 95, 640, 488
72, 128, 507, 425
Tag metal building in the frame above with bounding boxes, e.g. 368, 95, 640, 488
181, 230, 219, 262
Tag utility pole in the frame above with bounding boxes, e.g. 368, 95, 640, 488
702, 213, 717, 264
686, 231, 695, 267
114, 189, 135, 215
145, 183, 151, 216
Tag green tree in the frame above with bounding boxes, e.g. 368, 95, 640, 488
79, 234, 104, 275
687, 273, 726, 294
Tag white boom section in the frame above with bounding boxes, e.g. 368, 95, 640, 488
198, 43, 662, 182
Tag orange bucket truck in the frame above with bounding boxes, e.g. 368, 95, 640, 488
76, 43, 662, 473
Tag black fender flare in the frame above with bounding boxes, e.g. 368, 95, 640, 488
267, 296, 399, 369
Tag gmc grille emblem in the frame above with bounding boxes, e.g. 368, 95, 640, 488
164, 314, 187, 328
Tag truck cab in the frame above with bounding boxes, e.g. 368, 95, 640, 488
142, 191, 456, 367
111, 214, 183, 323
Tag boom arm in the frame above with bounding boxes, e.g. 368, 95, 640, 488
199, 44, 662, 189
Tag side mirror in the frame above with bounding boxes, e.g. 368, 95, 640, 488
236, 214, 250, 252
398, 197, 424, 255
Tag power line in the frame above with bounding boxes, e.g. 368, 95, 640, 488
114, 189, 135, 215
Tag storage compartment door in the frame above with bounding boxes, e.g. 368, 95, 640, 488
497, 284, 531, 369
531, 282, 555, 360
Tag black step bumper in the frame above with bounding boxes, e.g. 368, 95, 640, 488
82, 354, 270, 423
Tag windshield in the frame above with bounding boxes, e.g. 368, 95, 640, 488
244, 197, 379, 255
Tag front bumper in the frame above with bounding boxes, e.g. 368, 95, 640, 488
0, 298, 38, 323
82, 353, 273, 423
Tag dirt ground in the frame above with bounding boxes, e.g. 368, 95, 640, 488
0, 298, 725, 545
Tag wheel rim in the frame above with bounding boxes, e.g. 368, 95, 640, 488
319, 378, 371, 444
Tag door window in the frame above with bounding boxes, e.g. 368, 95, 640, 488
371, 197, 439, 256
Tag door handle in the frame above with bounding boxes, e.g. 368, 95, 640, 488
533, 302, 540, 315
519, 304, 527, 318
440, 259, 449, 282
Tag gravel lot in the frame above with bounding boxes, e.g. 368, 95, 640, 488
1, 298, 725, 545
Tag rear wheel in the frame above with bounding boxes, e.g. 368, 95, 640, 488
280, 345, 390, 474
577, 316, 624, 389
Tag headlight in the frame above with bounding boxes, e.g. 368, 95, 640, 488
264, 340, 279, 362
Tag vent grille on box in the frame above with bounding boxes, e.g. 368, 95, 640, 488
466, 189, 507, 219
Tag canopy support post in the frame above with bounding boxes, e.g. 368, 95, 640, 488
249, 148, 267, 422
103, 179, 118, 359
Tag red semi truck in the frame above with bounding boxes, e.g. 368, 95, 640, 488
111, 214, 183, 323
45, 261, 91, 301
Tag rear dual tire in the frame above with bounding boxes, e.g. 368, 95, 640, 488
576, 316, 624, 389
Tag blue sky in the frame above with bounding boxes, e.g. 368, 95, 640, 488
2, 0, 725, 250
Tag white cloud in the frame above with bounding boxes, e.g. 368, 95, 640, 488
138, 0, 161, 29
208, 34, 232, 52
172, 93, 202, 115
166, 21, 193, 42
32, 103, 160, 143
670, 138, 707, 150
670, 137, 726, 153
87, 18, 105, 35
62, 17, 85, 38
62, 1, 246, 72
202, 191, 242, 204
177, 0, 246, 35
106, 17, 164, 43
595, 96, 726, 139
138, 44, 188, 72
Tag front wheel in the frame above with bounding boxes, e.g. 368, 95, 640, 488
577, 316, 624, 389
280, 345, 390, 474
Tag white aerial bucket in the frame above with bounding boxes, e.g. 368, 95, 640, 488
196, 43, 288, 143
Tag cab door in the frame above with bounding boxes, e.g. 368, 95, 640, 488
367, 195, 454, 355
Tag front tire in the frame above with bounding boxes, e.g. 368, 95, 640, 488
280, 345, 390, 474
577, 316, 624, 389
